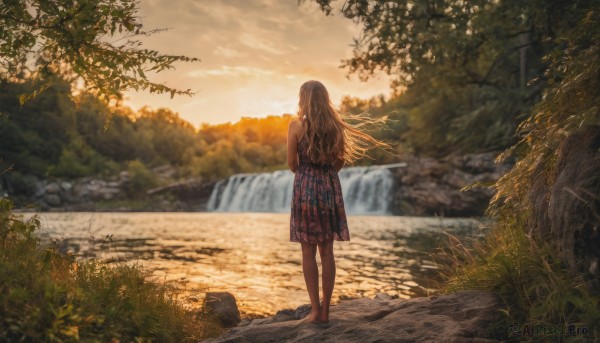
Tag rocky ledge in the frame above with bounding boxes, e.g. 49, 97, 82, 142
392, 153, 513, 217
204, 290, 504, 343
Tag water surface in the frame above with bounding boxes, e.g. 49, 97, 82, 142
30, 212, 482, 317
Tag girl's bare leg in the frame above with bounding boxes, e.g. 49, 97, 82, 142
300, 242, 320, 322
317, 239, 335, 323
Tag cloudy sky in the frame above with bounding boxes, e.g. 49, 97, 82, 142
124, 0, 392, 125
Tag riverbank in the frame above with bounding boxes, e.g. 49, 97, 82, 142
204, 290, 505, 342
23, 212, 481, 317
4, 152, 512, 217
0, 199, 223, 341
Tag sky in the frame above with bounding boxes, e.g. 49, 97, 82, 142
123, 0, 392, 126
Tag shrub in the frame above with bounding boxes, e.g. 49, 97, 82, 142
0, 199, 222, 341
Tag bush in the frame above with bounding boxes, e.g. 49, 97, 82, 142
48, 139, 119, 178
439, 214, 600, 340
438, 8, 600, 341
0, 199, 222, 341
124, 160, 160, 196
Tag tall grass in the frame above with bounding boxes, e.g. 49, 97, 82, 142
0, 198, 223, 342
437, 209, 600, 341
435, 8, 600, 342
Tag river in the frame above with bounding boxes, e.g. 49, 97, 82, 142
28, 212, 483, 317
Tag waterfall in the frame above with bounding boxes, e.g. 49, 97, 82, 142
207, 164, 399, 215
207, 170, 294, 213
339, 167, 394, 214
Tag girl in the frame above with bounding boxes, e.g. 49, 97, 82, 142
287, 80, 388, 324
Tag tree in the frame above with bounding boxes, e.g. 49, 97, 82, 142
308, 0, 594, 155
492, 6, 600, 243
445, 8, 600, 334
311, 0, 577, 90
0, 0, 199, 101
0, 77, 75, 175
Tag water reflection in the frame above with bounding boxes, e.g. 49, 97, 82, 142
30, 212, 482, 318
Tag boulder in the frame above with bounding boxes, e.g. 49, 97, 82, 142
44, 182, 61, 194
147, 178, 216, 211
119, 171, 130, 182
529, 125, 600, 280
44, 193, 62, 207
73, 183, 90, 199
203, 290, 503, 343
60, 181, 73, 191
392, 152, 510, 217
203, 292, 242, 328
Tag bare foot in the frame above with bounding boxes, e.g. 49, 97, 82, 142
316, 311, 329, 323
316, 300, 329, 323
303, 311, 321, 324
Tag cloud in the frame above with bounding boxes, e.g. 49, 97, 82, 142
124, 0, 392, 125
214, 46, 245, 58
238, 33, 288, 55
188, 66, 276, 78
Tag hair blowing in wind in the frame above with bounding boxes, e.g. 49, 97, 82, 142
298, 80, 390, 165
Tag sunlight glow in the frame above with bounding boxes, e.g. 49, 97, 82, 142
123, 0, 391, 126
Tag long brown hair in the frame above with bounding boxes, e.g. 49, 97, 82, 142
298, 80, 389, 164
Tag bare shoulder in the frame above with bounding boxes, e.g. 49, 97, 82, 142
288, 119, 302, 136
288, 118, 302, 129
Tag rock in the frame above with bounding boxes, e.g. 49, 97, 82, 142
203, 292, 241, 328
153, 164, 176, 179
86, 180, 121, 201
259, 309, 296, 325
105, 187, 121, 200
60, 181, 73, 191
238, 318, 253, 327
34, 188, 45, 198
44, 194, 62, 207
73, 183, 90, 199
392, 152, 510, 216
374, 292, 393, 301
44, 182, 61, 194
147, 178, 216, 211
119, 171, 130, 182
91, 179, 106, 187
462, 153, 498, 173
107, 181, 120, 188
203, 291, 503, 343
443, 169, 473, 188
529, 125, 600, 280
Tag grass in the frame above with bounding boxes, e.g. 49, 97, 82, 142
436, 210, 600, 342
0, 198, 223, 342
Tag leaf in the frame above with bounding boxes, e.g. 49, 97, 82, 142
60, 325, 79, 339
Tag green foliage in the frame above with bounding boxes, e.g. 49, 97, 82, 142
48, 138, 119, 178
187, 115, 293, 180
491, 6, 600, 219
315, 0, 578, 89
437, 5, 600, 341
0, 198, 221, 341
0, 76, 304, 197
0, 78, 76, 175
0, 0, 199, 100
125, 159, 160, 196
137, 107, 198, 166
311, 0, 596, 155
441, 212, 600, 340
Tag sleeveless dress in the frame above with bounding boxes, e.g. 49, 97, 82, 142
290, 136, 350, 243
